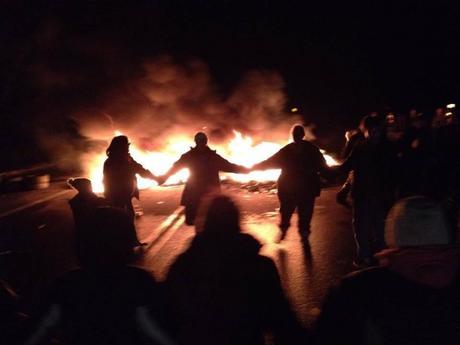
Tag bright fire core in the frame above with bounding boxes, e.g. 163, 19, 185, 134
88, 131, 339, 193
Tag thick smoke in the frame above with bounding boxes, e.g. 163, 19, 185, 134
76, 55, 309, 150
24, 22, 312, 172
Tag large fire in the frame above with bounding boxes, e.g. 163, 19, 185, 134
88, 130, 339, 193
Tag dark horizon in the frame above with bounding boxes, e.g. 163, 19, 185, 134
1, 0, 459, 169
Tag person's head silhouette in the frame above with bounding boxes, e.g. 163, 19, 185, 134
195, 194, 241, 236
106, 135, 130, 157
194, 132, 208, 147
292, 125, 305, 143
68, 178, 93, 195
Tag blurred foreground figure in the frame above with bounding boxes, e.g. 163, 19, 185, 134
103, 135, 157, 220
253, 125, 327, 243
314, 196, 460, 345
160, 132, 248, 225
68, 178, 106, 230
25, 207, 174, 345
166, 194, 305, 345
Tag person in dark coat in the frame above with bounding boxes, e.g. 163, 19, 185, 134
165, 194, 305, 345
252, 125, 328, 243
337, 115, 397, 266
159, 132, 248, 225
25, 207, 174, 345
103, 135, 158, 220
314, 196, 460, 345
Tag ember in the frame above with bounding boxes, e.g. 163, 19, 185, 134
87, 130, 339, 193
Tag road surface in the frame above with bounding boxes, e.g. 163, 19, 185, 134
0, 181, 356, 327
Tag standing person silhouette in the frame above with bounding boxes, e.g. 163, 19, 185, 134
103, 135, 158, 231
166, 194, 305, 345
253, 125, 328, 243
159, 132, 248, 225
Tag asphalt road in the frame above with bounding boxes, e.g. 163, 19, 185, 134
0, 182, 356, 327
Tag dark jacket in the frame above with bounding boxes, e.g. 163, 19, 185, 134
170, 146, 245, 206
255, 140, 327, 197
340, 140, 396, 201
166, 233, 303, 345
69, 193, 106, 230
341, 130, 365, 159
103, 155, 152, 202
314, 266, 460, 345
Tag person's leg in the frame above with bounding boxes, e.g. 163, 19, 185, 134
126, 199, 136, 221
297, 196, 315, 240
352, 199, 373, 265
370, 197, 387, 254
125, 199, 146, 245
278, 194, 296, 241
185, 203, 198, 226
336, 172, 353, 207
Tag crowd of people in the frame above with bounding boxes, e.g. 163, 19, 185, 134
336, 107, 459, 267
1, 106, 459, 344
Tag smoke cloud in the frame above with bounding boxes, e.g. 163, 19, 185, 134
19, 14, 314, 172
76, 55, 308, 145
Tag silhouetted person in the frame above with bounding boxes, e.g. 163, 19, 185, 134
159, 132, 248, 225
314, 196, 460, 345
25, 207, 174, 345
399, 109, 435, 197
253, 125, 327, 243
433, 109, 460, 227
336, 117, 366, 207
103, 135, 158, 221
165, 194, 304, 345
338, 115, 396, 267
431, 107, 446, 129
68, 178, 106, 231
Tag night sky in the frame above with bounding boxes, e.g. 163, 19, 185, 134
1, 0, 459, 168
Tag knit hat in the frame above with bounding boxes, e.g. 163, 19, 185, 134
385, 196, 453, 248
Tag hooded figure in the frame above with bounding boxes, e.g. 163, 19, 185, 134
165, 194, 304, 345
314, 196, 460, 345
103, 135, 157, 220
160, 132, 248, 225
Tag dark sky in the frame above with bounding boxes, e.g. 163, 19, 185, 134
1, 0, 459, 166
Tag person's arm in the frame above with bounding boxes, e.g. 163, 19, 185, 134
313, 279, 362, 345
252, 149, 283, 170
158, 155, 187, 184
136, 306, 176, 345
131, 159, 156, 180
215, 154, 250, 174
330, 145, 356, 178
317, 149, 330, 176
24, 304, 61, 345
